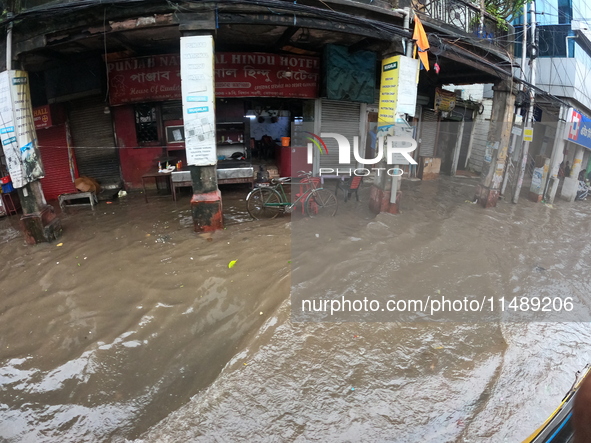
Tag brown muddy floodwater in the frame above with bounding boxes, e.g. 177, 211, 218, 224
1, 177, 591, 443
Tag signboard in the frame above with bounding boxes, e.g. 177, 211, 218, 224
434, 88, 456, 112
566, 107, 591, 150
523, 127, 534, 142
378, 55, 419, 128
108, 53, 320, 105
108, 54, 181, 105
0, 71, 44, 188
180, 36, 217, 166
215, 53, 319, 98
33, 105, 52, 129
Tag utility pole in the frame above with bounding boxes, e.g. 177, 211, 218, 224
513, 0, 537, 204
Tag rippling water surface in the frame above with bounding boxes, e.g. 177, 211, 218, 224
1, 178, 590, 442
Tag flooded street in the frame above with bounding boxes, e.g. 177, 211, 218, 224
1, 177, 591, 442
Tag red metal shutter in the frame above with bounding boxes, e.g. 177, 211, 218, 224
38, 125, 77, 200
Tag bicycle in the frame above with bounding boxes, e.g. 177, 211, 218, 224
246, 171, 338, 219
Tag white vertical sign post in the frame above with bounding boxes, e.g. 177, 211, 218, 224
180, 36, 217, 166
0, 70, 44, 188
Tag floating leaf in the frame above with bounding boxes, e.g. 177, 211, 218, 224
228, 260, 237, 269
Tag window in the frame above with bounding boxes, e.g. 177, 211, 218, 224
135, 104, 159, 143
166, 125, 185, 143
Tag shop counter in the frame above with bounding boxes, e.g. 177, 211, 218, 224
170, 161, 254, 198
216, 160, 254, 186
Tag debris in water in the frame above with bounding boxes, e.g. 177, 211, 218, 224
259, 312, 263, 315
56, 243, 63, 247
228, 260, 237, 268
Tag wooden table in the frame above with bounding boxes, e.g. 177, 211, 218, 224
141, 171, 172, 203
171, 176, 193, 201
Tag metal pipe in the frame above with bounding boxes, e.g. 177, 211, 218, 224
403, 7, 413, 57
565, 35, 576, 58
513, 0, 537, 204
6, 12, 13, 70
520, 2, 527, 91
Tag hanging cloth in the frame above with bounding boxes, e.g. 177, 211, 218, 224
413, 15, 430, 71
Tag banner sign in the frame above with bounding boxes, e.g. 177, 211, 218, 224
33, 105, 52, 129
108, 53, 320, 105
378, 55, 419, 129
180, 36, 217, 166
108, 54, 181, 105
215, 52, 319, 98
434, 87, 456, 112
0, 71, 44, 188
566, 107, 591, 150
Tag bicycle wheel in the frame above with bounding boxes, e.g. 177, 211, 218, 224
305, 188, 338, 218
246, 188, 283, 219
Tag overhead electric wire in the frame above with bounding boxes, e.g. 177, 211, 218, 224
3, 0, 573, 110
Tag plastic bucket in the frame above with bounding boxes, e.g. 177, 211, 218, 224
1, 182, 14, 193
281, 137, 290, 147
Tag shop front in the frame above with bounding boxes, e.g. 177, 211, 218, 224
106, 52, 321, 190
560, 107, 591, 201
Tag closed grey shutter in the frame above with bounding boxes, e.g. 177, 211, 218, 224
419, 108, 438, 157
320, 99, 361, 171
68, 96, 121, 186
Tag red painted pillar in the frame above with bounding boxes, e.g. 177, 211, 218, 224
189, 165, 223, 232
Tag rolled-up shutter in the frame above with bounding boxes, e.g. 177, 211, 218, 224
68, 96, 121, 186
320, 99, 361, 171
419, 108, 438, 157
38, 124, 77, 200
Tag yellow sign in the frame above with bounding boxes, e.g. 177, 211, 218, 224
378, 55, 419, 129
378, 56, 400, 125
523, 127, 534, 142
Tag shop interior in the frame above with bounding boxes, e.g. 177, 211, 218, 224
215, 97, 314, 179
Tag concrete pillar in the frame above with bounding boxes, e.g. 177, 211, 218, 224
545, 106, 567, 203
19, 181, 62, 244
189, 165, 223, 231
181, 27, 223, 232
528, 156, 549, 202
475, 79, 515, 207
561, 145, 584, 202
450, 120, 464, 176
369, 159, 400, 214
